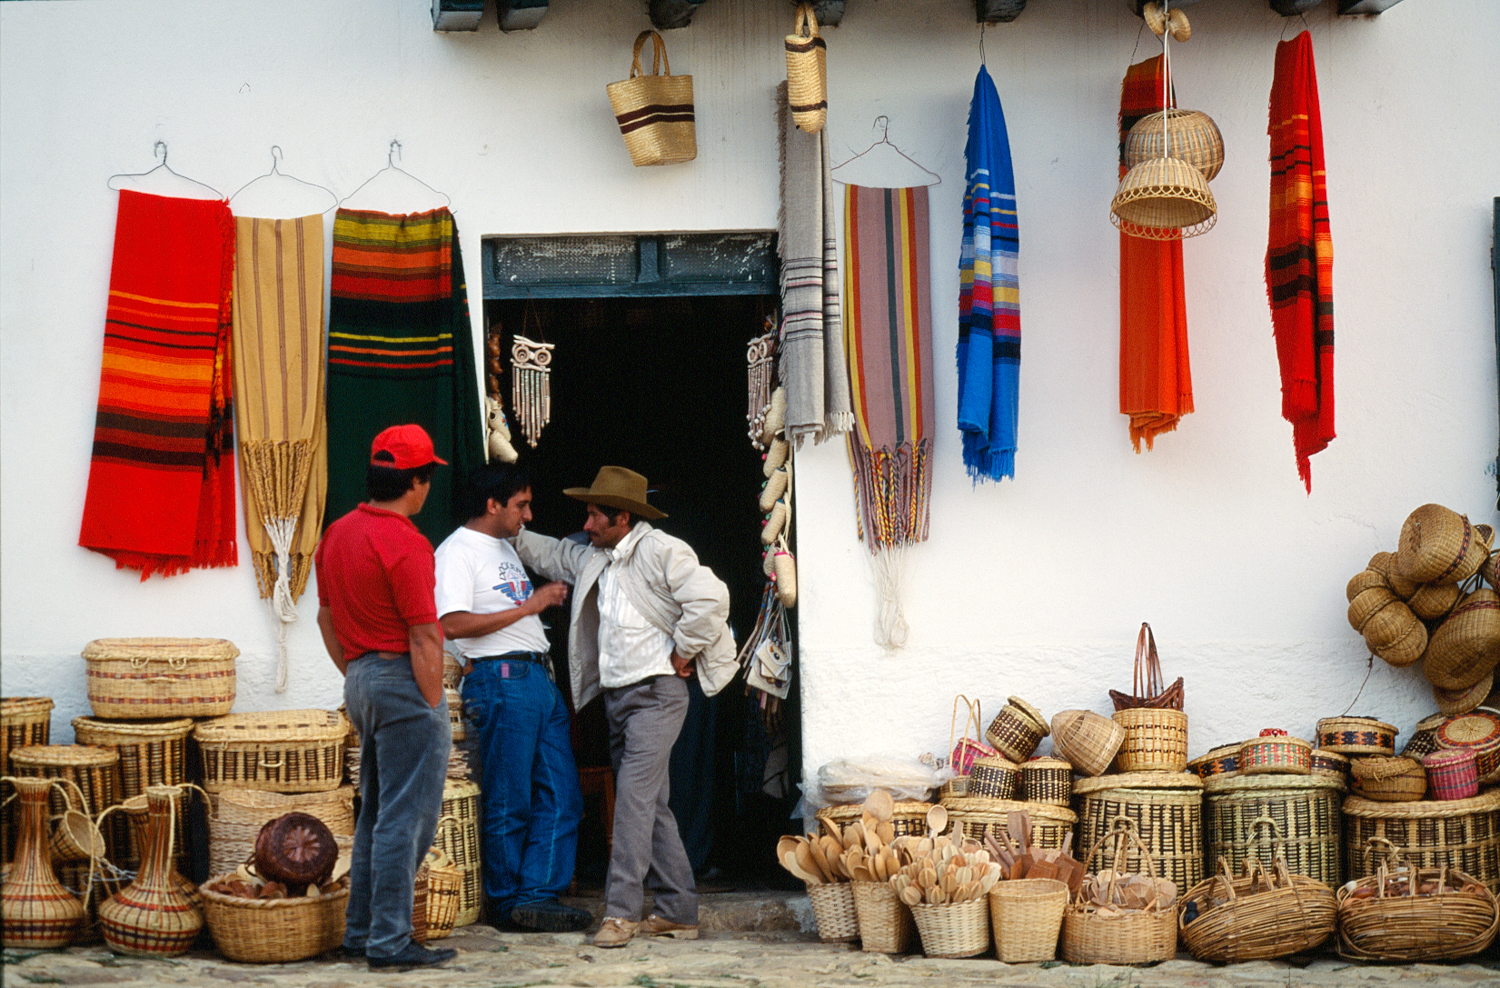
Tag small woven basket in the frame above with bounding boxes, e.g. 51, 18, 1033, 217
988, 877, 1067, 962
983, 696, 1049, 763
194, 709, 349, 794
807, 881, 858, 942
1179, 853, 1336, 962
1239, 735, 1312, 776
1316, 716, 1396, 755
783, 2, 827, 134
909, 897, 989, 959
1050, 709, 1125, 777
850, 880, 913, 953
606, 30, 696, 167
199, 875, 349, 963
1112, 707, 1188, 773
1019, 757, 1072, 806
1350, 756, 1427, 802
1402, 713, 1449, 758
436, 781, 483, 927
1337, 841, 1499, 962
1434, 707, 1500, 782
1123, 108, 1224, 180
966, 756, 1019, 800
424, 847, 462, 940
1060, 820, 1179, 965
1189, 743, 1242, 781
1110, 155, 1217, 240
1394, 503, 1492, 584
1436, 671, 1494, 716
1308, 748, 1350, 784
1423, 748, 1479, 801
81, 638, 238, 720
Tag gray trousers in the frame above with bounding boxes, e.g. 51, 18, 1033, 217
602, 675, 697, 924
343, 655, 451, 959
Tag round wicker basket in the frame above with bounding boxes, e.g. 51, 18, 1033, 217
1124, 108, 1223, 180
1110, 156, 1217, 240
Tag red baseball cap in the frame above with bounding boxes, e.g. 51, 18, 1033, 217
370, 424, 448, 469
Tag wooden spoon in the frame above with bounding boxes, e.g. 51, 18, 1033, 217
782, 850, 821, 885
927, 804, 948, 837
865, 788, 895, 822
876, 821, 895, 846
900, 885, 923, 907
797, 841, 829, 884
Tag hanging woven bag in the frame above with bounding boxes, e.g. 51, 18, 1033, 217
1109, 623, 1184, 711
606, 30, 696, 167
784, 3, 827, 134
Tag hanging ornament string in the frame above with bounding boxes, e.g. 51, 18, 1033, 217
510, 300, 554, 449
747, 314, 778, 450
486, 322, 504, 399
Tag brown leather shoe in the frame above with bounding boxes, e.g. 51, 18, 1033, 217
640, 914, 699, 940
592, 916, 638, 948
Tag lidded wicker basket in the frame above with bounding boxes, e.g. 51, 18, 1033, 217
1124, 108, 1223, 180
1019, 757, 1072, 806
1423, 748, 1480, 802
194, 709, 349, 793
1434, 708, 1500, 781
1189, 742, 1242, 781
966, 755, 1019, 800
1316, 716, 1396, 755
1239, 734, 1312, 776
1350, 755, 1427, 802
984, 696, 1049, 763
82, 638, 237, 720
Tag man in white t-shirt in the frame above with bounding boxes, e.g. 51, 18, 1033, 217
434, 463, 589, 933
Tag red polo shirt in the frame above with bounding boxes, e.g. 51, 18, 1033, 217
316, 503, 439, 658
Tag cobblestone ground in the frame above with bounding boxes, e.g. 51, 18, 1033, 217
5, 894, 1498, 988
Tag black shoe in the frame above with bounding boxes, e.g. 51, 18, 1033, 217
511, 899, 593, 933
330, 944, 366, 960
366, 943, 457, 971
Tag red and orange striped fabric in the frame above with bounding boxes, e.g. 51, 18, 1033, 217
79, 190, 238, 578
844, 185, 934, 551
1267, 31, 1335, 492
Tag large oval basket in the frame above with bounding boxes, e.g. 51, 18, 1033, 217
199, 875, 348, 963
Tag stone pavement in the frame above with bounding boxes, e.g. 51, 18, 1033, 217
4, 892, 1498, 988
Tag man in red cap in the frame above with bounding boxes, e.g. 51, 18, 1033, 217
316, 424, 456, 971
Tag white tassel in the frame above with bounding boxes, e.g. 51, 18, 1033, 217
262, 514, 300, 692
871, 546, 910, 651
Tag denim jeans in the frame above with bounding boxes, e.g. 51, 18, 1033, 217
463, 657, 582, 912
343, 655, 450, 959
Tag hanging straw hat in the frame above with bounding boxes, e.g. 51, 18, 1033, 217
563, 466, 667, 520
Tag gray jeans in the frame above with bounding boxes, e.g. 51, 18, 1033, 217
343, 654, 450, 958
603, 674, 697, 924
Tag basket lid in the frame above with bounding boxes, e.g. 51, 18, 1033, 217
1241, 735, 1312, 751
71, 715, 195, 738
1022, 757, 1072, 771
254, 812, 338, 888
1317, 716, 1397, 733
1, 697, 55, 717
1005, 696, 1050, 735
1311, 748, 1351, 765
1435, 708, 1500, 751
1434, 671, 1493, 716
1421, 748, 1477, 769
1072, 771, 1203, 795
1342, 789, 1500, 818
10, 743, 119, 768
1203, 772, 1345, 795
82, 637, 240, 661
970, 755, 1020, 771
940, 795, 1077, 825
193, 708, 349, 743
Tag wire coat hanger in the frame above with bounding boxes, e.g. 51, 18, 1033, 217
107, 141, 223, 198
339, 140, 451, 209
229, 146, 338, 214
832, 117, 942, 187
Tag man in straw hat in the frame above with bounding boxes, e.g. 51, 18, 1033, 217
512, 466, 738, 948
315, 424, 456, 971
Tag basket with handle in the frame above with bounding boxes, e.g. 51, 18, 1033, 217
947, 694, 998, 777
1337, 837, 1499, 961
606, 30, 696, 167
1109, 622, 1184, 711
783, 2, 827, 134
1060, 818, 1178, 965
1179, 819, 1337, 962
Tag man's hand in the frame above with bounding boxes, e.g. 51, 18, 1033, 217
670, 650, 694, 678
527, 581, 569, 613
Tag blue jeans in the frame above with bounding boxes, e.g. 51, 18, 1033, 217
463, 657, 582, 912
343, 655, 450, 959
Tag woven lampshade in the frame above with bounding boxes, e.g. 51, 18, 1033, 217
1125, 109, 1223, 181
1110, 155, 1217, 240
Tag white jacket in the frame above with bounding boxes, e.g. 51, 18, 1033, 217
511, 523, 738, 710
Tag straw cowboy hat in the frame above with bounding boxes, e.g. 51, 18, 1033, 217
564, 466, 667, 520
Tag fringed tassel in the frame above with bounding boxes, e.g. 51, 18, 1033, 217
871, 545, 910, 651
849, 438, 933, 551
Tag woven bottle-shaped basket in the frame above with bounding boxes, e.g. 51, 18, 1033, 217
606, 30, 696, 168
0, 776, 86, 948
98, 785, 204, 957
784, 3, 827, 134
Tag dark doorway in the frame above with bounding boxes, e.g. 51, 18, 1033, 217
482, 286, 801, 887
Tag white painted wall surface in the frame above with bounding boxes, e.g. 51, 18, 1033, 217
1, 2, 1496, 788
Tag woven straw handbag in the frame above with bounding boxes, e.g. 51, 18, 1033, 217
606, 30, 696, 167
784, 3, 827, 134
1109, 623, 1184, 711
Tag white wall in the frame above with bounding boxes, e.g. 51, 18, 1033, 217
1, 1, 1496, 785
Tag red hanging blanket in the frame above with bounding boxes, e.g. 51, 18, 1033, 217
79, 190, 238, 577
1118, 56, 1193, 452
1267, 31, 1335, 492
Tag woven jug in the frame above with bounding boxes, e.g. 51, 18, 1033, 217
98, 785, 203, 957
1, 776, 86, 948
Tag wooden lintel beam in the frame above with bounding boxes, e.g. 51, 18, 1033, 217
498, 0, 550, 32
975, 0, 1027, 25
431, 0, 484, 32
649, 0, 711, 31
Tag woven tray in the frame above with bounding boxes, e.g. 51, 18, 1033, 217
1344, 791, 1500, 893
82, 637, 238, 720
200, 875, 348, 962
1204, 773, 1344, 887
195, 709, 349, 793
1074, 772, 1204, 894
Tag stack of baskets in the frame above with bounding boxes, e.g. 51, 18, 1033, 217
435, 778, 483, 929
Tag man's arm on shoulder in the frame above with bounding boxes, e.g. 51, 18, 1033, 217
511, 527, 590, 584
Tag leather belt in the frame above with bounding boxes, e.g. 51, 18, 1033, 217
470, 651, 549, 666
353, 650, 408, 662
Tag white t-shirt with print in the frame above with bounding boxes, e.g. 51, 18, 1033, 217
434, 526, 551, 659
